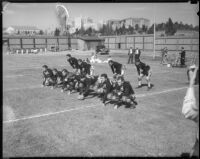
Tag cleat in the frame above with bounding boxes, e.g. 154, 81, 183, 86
136, 85, 142, 89
61, 89, 64, 93
147, 86, 152, 91
67, 91, 71, 95
130, 104, 136, 109
114, 105, 119, 109
50, 86, 54, 90
41, 84, 44, 88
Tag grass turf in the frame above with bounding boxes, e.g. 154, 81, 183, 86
3, 51, 199, 157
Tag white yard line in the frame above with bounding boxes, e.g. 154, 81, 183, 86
4, 85, 42, 91
4, 64, 68, 71
3, 85, 197, 124
4, 74, 25, 78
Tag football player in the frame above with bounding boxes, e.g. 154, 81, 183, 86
94, 74, 112, 105
42, 65, 56, 88
108, 60, 125, 76
78, 59, 92, 75
107, 76, 137, 109
52, 68, 63, 88
66, 54, 79, 72
135, 61, 152, 91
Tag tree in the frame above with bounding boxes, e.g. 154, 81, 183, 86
135, 24, 139, 31
39, 30, 44, 35
147, 24, 154, 34
165, 18, 176, 36
54, 28, 60, 36
121, 23, 126, 35
142, 25, 147, 33
85, 27, 93, 36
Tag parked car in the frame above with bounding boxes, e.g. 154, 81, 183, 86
96, 45, 109, 55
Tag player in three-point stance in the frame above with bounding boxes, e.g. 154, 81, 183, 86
42, 65, 56, 88
135, 60, 152, 91
107, 76, 137, 109
108, 60, 125, 76
66, 54, 79, 72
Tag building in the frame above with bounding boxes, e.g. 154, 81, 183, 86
107, 17, 150, 30
77, 36, 105, 50
5, 26, 40, 35
107, 19, 121, 31
74, 16, 82, 30
82, 17, 98, 30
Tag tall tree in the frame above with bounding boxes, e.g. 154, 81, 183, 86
165, 18, 176, 36
147, 24, 154, 34
135, 24, 139, 31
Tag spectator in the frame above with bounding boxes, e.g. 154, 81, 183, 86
127, 47, 134, 64
161, 47, 168, 65
180, 47, 186, 67
182, 67, 199, 157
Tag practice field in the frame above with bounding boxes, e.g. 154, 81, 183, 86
3, 51, 199, 157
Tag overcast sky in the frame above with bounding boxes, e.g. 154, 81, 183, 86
3, 2, 199, 30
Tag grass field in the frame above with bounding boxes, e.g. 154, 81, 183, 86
3, 51, 199, 157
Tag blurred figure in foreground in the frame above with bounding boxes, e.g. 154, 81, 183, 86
182, 66, 199, 157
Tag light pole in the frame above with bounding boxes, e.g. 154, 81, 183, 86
153, 4, 156, 60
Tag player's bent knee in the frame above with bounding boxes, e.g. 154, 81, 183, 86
107, 93, 113, 99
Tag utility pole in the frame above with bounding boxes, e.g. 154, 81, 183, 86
153, 4, 156, 59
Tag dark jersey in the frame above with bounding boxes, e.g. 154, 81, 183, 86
135, 49, 141, 62
68, 57, 79, 69
101, 79, 112, 93
180, 50, 186, 59
110, 61, 122, 75
119, 81, 135, 96
63, 72, 76, 82
43, 68, 54, 78
53, 71, 63, 81
79, 62, 91, 75
136, 62, 150, 76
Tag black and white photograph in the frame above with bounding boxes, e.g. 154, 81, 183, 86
2, 1, 199, 157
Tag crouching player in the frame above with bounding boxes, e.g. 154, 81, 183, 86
135, 61, 152, 91
77, 74, 99, 100
66, 54, 79, 73
107, 76, 137, 109
61, 69, 76, 94
108, 60, 126, 76
78, 59, 92, 75
42, 65, 56, 88
52, 68, 63, 89
94, 74, 112, 105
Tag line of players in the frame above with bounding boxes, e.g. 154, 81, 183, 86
42, 54, 152, 109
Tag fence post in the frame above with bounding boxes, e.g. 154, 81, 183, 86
57, 37, 59, 51
20, 38, 23, 49
143, 36, 145, 51
33, 38, 36, 49
45, 38, 48, 50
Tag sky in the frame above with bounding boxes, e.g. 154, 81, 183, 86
2, 2, 199, 30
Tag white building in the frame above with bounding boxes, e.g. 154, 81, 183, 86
5, 26, 40, 35
74, 16, 82, 30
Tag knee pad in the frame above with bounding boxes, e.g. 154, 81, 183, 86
138, 77, 142, 81
126, 98, 131, 103
112, 95, 118, 101
107, 93, 113, 99
77, 94, 84, 100
79, 83, 84, 88
97, 88, 103, 94
146, 76, 150, 81
122, 96, 127, 102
